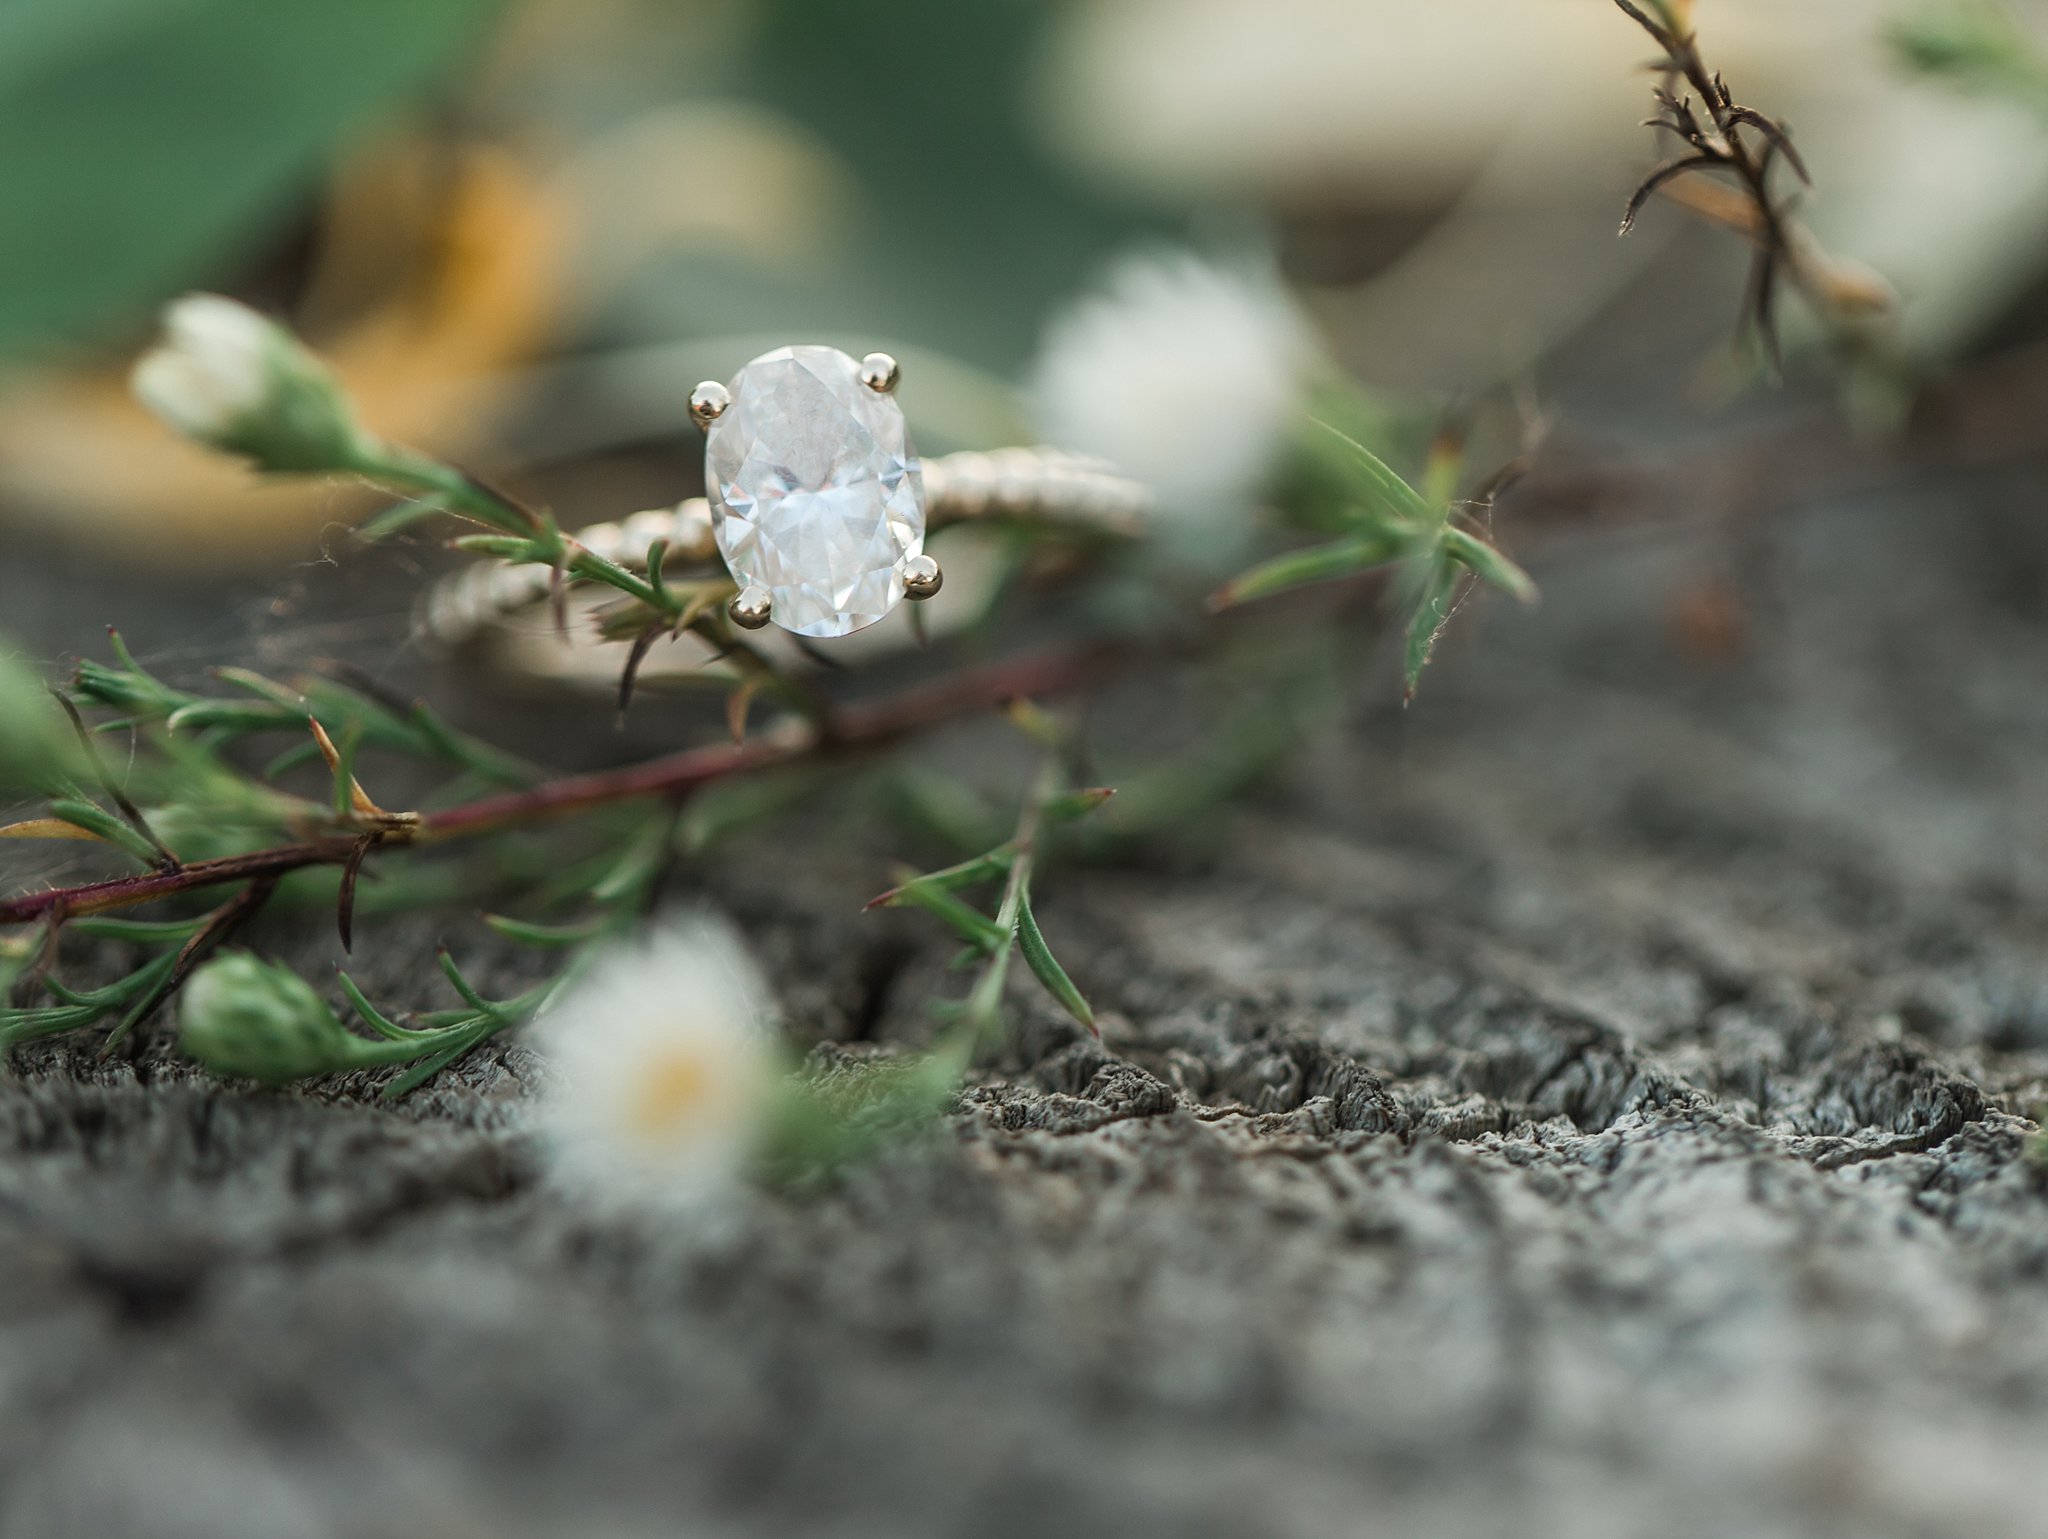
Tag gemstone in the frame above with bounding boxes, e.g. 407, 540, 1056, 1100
704, 344, 926, 638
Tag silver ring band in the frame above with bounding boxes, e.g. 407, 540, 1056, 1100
420, 446, 1150, 653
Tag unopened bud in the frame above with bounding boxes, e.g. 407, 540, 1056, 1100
131, 295, 371, 474
0, 648, 87, 796
180, 953, 376, 1086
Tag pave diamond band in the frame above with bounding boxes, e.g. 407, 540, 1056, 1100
421, 445, 1150, 653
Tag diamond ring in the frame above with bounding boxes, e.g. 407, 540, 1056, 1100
423, 344, 1151, 655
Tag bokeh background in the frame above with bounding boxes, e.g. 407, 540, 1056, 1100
3, 0, 2046, 572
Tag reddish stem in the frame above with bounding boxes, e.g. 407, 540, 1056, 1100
0, 644, 1115, 927
0, 842, 362, 924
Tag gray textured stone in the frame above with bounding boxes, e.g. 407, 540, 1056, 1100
2, 463, 2046, 1539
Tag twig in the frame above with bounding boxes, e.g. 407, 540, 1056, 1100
0, 645, 1119, 927
1612, 0, 1883, 369
100, 875, 279, 1052
0, 841, 365, 925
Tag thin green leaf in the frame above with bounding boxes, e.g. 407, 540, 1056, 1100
450, 534, 536, 560
435, 951, 497, 1015
587, 827, 668, 906
1211, 530, 1409, 610
404, 702, 532, 786
1042, 787, 1116, 825
337, 971, 437, 1041
41, 977, 106, 1008
164, 700, 299, 734
105, 630, 148, 676
72, 915, 210, 943
71, 656, 179, 716
379, 1016, 499, 1100
357, 495, 453, 543
1305, 417, 1437, 525
8, 951, 178, 1040
890, 879, 1008, 953
261, 740, 325, 780
1402, 553, 1464, 700
482, 913, 610, 948
1441, 526, 1536, 602
865, 849, 1015, 910
1017, 893, 1097, 1037
105, 964, 180, 1047
643, 538, 673, 611
44, 798, 165, 867
959, 940, 1014, 1038
209, 668, 307, 709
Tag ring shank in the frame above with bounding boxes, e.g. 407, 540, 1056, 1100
419, 446, 1150, 651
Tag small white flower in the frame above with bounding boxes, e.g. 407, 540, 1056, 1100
130, 293, 366, 471
532, 922, 780, 1207
131, 295, 274, 442
1031, 249, 1315, 545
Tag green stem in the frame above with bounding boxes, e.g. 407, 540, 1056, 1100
948, 757, 1060, 1059
363, 445, 672, 615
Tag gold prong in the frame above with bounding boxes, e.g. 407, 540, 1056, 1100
859, 352, 900, 394
690, 380, 732, 428
901, 553, 942, 600
728, 585, 772, 630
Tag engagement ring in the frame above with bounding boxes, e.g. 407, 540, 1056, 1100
424, 344, 1151, 657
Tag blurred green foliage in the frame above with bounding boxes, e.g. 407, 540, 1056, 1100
0, 0, 1158, 373
735, 0, 1154, 367
1892, 0, 2048, 115
0, 0, 504, 359
0, 644, 85, 795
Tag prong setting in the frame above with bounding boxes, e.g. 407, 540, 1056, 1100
859, 352, 900, 394
690, 380, 732, 428
901, 553, 942, 601
728, 585, 773, 630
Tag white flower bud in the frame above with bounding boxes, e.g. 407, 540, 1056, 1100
131, 295, 273, 440
130, 293, 369, 472
533, 922, 780, 1208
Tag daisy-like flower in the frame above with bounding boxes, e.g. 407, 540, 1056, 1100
532, 922, 781, 1208
1031, 248, 1315, 551
131, 294, 370, 473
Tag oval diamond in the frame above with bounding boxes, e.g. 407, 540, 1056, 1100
704, 345, 926, 639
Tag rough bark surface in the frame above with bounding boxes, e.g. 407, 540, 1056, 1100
3, 470, 2047, 1538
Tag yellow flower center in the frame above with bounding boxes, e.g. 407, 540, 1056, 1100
627, 1050, 716, 1141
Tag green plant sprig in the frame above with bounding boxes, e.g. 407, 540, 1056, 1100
869, 709, 1112, 1049
1611, 0, 1901, 394
1, 639, 1120, 1086
1212, 419, 1534, 698
15, 292, 1531, 1109
351, 447, 823, 727
73, 634, 534, 789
